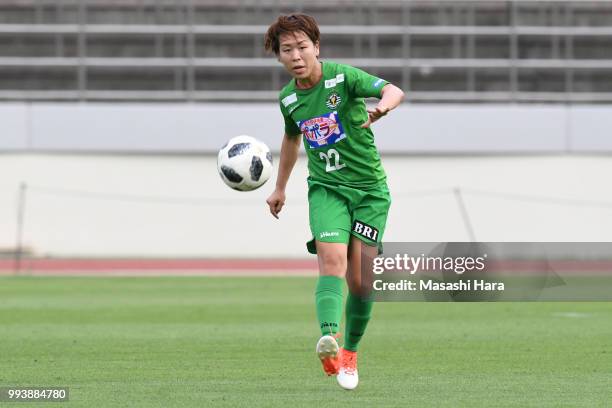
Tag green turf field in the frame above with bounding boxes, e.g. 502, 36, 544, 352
0, 276, 610, 407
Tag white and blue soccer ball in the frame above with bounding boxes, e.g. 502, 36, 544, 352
217, 135, 273, 191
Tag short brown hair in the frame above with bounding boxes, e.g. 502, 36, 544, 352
264, 13, 320, 55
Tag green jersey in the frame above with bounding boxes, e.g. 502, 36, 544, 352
278, 61, 389, 188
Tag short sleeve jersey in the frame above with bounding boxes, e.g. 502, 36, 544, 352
278, 61, 389, 188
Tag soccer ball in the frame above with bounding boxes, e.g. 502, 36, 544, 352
217, 135, 273, 191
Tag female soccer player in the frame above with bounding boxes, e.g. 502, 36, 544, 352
264, 14, 404, 390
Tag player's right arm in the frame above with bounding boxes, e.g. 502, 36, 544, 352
266, 133, 301, 219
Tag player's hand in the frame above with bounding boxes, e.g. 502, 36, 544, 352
266, 189, 286, 219
361, 105, 389, 128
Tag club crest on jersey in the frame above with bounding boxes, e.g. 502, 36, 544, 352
325, 91, 342, 109
298, 112, 346, 148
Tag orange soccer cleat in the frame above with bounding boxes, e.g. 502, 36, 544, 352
336, 348, 359, 390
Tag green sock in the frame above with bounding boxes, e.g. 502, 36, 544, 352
315, 275, 344, 336
343, 291, 374, 351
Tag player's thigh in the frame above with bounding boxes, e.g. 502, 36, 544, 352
346, 188, 390, 294
308, 184, 352, 276
308, 184, 352, 248
346, 235, 378, 296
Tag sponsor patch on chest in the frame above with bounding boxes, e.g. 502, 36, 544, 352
297, 111, 346, 148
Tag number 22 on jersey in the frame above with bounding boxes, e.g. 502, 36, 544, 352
319, 148, 346, 172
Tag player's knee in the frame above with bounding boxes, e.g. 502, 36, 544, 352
318, 251, 347, 277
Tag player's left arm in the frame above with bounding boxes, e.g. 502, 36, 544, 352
361, 84, 405, 128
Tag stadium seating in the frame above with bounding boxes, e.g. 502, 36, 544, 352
0, 0, 611, 102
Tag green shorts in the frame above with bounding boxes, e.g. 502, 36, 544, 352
306, 180, 391, 254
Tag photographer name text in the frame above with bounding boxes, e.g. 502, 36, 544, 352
373, 279, 505, 291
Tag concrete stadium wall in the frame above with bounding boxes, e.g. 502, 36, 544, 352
0, 154, 611, 258
1, 103, 612, 153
